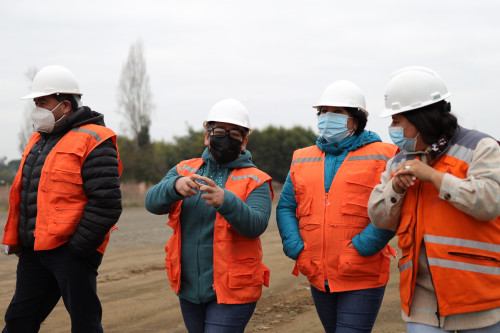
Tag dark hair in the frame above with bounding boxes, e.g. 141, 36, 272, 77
345, 107, 367, 135
316, 107, 367, 135
403, 100, 457, 145
53, 93, 79, 111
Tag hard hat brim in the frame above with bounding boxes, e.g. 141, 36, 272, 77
379, 93, 451, 118
312, 105, 369, 116
21, 91, 83, 100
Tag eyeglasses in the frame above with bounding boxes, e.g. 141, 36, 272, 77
208, 127, 244, 141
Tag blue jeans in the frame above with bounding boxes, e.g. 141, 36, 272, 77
310, 284, 386, 333
178, 298, 256, 333
3, 245, 103, 333
407, 321, 500, 332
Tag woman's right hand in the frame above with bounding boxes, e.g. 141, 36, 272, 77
174, 175, 202, 198
392, 174, 416, 194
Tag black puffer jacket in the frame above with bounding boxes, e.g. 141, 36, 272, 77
19, 106, 122, 257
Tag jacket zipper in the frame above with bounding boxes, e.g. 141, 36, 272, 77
408, 181, 421, 316
415, 181, 442, 327
322, 192, 329, 287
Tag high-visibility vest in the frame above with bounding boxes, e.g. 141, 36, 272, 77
2, 124, 122, 254
290, 143, 398, 292
165, 158, 273, 304
396, 130, 500, 317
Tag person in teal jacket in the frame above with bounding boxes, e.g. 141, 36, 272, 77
145, 98, 272, 333
277, 81, 396, 332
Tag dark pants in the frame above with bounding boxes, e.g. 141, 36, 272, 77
310, 284, 386, 333
3, 244, 103, 333
179, 298, 256, 333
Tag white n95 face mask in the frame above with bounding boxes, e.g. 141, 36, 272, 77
31, 101, 64, 133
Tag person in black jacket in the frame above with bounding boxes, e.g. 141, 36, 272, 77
2, 65, 122, 333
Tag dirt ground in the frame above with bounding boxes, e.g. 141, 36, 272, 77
0, 207, 406, 332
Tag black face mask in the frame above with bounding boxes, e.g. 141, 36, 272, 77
209, 135, 242, 164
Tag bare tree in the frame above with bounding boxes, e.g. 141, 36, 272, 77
117, 39, 155, 146
18, 67, 38, 154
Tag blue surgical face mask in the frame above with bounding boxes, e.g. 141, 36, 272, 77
318, 113, 354, 143
389, 125, 419, 151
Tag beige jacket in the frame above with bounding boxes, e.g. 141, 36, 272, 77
368, 136, 500, 330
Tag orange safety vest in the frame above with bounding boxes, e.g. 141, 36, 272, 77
396, 139, 500, 316
290, 143, 398, 292
2, 124, 122, 254
165, 158, 273, 304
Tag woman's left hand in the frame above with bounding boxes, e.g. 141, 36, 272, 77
196, 175, 225, 208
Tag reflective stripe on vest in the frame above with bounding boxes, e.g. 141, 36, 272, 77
347, 154, 392, 162
230, 173, 263, 183
291, 157, 323, 165
399, 261, 413, 273
71, 127, 103, 142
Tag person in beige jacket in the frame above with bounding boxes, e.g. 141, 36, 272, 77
368, 66, 500, 332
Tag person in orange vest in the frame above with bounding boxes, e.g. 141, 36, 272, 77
145, 98, 273, 333
368, 66, 500, 332
2, 65, 122, 333
276, 80, 398, 332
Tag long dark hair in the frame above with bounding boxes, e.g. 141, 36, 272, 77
403, 100, 458, 145
346, 107, 367, 135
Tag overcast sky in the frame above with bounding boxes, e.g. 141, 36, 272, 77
1, 0, 499, 161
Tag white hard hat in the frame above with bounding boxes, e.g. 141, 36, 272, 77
204, 98, 251, 130
22, 65, 82, 100
380, 66, 451, 117
313, 80, 368, 116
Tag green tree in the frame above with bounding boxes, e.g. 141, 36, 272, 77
0, 157, 19, 184
247, 125, 316, 183
116, 125, 315, 185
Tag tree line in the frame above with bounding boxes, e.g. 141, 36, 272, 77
118, 124, 316, 184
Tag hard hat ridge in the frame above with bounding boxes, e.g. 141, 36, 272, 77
313, 80, 368, 116
380, 66, 451, 117
22, 65, 82, 100
204, 98, 251, 131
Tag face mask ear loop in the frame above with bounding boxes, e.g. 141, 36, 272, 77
54, 114, 66, 125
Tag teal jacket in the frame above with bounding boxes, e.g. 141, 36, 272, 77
276, 131, 395, 260
145, 148, 272, 304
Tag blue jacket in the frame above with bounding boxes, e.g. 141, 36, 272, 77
145, 148, 272, 304
276, 131, 395, 260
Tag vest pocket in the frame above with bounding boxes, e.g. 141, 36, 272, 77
296, 249, 319, 277
48, 207, 84, 235
50, 152, 83, 184
397, 213, 414, 250
294, 184, 312, 218
338, 240, 382, 276
48, 220, 79, 236
340, 179, 373, 225
228, 258, 267, 288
